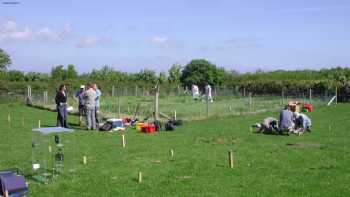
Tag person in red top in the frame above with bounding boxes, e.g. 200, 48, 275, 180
55, 84, 68, 128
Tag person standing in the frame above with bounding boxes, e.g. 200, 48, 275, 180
55, 84, 68, 128
93, 83, 102, 127
204, 83, 213, 103
192, 84, 200, 100
83, 83, 97, 130
75, 85, 86, 126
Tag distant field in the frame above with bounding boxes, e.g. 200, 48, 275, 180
0, 102, 349, 196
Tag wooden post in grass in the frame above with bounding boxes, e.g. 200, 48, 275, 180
174, 110, 177, 120
154, 85, 159, 120
138, 172, 142, 183
83, 156, 87, 164
121, 134, 126, 148
170, 149, 174, 158
48, 146, 52, 153
229, 105, 232, 112
281, 88, 285, 105
7, 112, 11, 125
228, 150, 234, 168
38, 120, 41, 128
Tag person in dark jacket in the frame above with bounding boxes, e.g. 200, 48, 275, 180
55, 84, 68, 128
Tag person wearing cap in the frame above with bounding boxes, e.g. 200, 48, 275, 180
294, 112, 312, 133
75, 85, 86, 126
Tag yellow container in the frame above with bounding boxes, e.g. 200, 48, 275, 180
136, 122, 145, 131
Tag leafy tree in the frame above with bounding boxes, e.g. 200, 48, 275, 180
51, 65, 66, 80
67, 64, 78, 79
6, 70, 24, 81
158, 71, 167, 84
168, 64, 182, 85
135, 69, 157, 85
180, 59, 226, 88
0, 48, 11, 71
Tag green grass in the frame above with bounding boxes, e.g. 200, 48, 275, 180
0, 102, 349, 196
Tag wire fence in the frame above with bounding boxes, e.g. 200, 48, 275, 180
0, 85, 337, 121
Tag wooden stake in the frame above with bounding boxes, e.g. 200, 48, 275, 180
170, 149, 174, 158
229, 105, 232, 112
4, 190, 9, 197
38, 120, 41, 128
228, 150, 234, 168
174, 110, 177, 120
7, 113, 11, 123
138, 171, 142, 183
48, 146, 52, 153
121, 134, 126, 148
83, 156, 87, 165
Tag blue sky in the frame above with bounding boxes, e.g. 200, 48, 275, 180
0, 0, 349, 73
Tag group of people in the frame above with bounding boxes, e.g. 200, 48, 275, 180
55, 83, 102, 130
191, 83, 213, 102
253, 105, 312, 135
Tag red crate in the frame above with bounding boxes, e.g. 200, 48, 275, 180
141, 124, 156, 133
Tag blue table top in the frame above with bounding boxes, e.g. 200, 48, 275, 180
32, 127, 74, 134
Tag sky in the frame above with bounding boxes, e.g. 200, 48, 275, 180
0, 0, 349, 73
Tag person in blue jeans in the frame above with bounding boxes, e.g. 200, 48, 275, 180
55, 84, 68, 128
93, 83, 102, 127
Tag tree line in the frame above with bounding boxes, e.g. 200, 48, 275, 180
0, 48, 349, 101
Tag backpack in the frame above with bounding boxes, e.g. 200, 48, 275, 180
165, 121, 175, 131
99, 122, 113, 131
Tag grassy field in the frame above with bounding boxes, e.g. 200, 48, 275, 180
0, 102, 349, 196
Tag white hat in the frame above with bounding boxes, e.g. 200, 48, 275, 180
293, 112, 300, 118
80, 85, 85, 89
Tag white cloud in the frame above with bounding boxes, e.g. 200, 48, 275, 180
76, 36, 99, 48
0, 20, 72, 42
151, 36, 184, 49
151, 36, 167, 44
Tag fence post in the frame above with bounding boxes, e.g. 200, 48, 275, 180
206, 93, 209, 119
243, 87, 246, 97
112, 85, 115, 97
117, 91, 121, 118
281, 88, 284, 105
27, 85, 32, 98
154, 85, 159, 120
249, 92, 252, 112
335, 86, 338, 104
135, 85, 138, 97
309, 88, 312, 103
